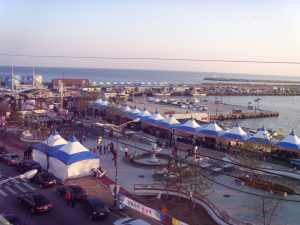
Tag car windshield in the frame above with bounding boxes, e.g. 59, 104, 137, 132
42, 174, 55, 181
33, 196, 50, 206
11, 155, 19, 159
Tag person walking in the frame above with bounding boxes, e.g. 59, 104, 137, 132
99, 142, 103, 155
27, 146, 32, 159
93, 149, 97, 154
110, 142, 114, 153
97, 136, 102, 148
172, 148, 175, 157
70, 193, 75, 208
103, 145, 107, 154
124, 146, 128, 156
24, 145, 28, 160
112, 154, 118, 166
65, 190, 71, 206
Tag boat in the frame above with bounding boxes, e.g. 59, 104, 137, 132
189, 91, 206, 96
153, 91, 171, 96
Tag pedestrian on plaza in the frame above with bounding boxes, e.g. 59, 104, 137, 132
70, 193, 75, 208
110, 142, 114, 153
112, 154, 118, 166
97, 136, 102, 148
65, 190, 71, 206
99, 142, 103, 155
172, 148, 175, 157
103, 145, 107, 154
124, 146, 128, 156
93, 149, 97, 154
80, 137, 83, 145
24, 145, 28, 160
27, 146, 32, 159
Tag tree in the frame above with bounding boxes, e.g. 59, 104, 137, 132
248, 196, 282, 225
7, 106, 24, 127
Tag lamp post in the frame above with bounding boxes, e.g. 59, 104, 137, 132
0, 169, 37, 185
96, 118, 140, 208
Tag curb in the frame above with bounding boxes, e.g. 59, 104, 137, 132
108, 206, 127, 218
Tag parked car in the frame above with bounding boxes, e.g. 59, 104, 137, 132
0, 146, 8, 155
17, 192, 53, 214
0, 153, 22, 166
247, 130, 258, 136
114, 217, 150, 225
80, 197, 110, 220
1, 214, 27, 225
15, 160, 42, 174
57, 185, 88, 201
214, 120, 223, 127
30, 172, 57, 189
267, 129, 278, 137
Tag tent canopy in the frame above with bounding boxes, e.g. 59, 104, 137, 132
156, 113, 182, 130
276, 130, 300, 152
33, 130, 68, 154
133, 107, 152, 119
50, 136, 99, 165
142, 110, 164, 125
197, 120, 225, 138
176, 116, 203, 134
126, 105, 141, 118
221, 122, 247, 141
247, 126, 274, 144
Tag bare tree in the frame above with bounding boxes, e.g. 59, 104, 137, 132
248, 196, 282, 225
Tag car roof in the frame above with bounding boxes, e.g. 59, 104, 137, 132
5, 153, 19, 156
23, 160, 40, 165
88, 197, 104, 204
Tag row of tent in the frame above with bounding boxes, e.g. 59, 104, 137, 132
92, 99, 300, 153
91, 81, 166, 86
32, 130, 99, 181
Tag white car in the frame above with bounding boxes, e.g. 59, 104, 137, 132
113, 217, 150, 225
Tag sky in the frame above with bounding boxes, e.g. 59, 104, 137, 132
0, 0, 300, 76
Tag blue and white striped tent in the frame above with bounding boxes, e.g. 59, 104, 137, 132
48, 136, 99, 181
276, 130, 300, 152
197, 120, 225, 138
142, 110, 164, 125
176, 116, 203, 135
156, 113, 182, 130
247, 126, 274, 144
132, 107, 152, 119
221, 122, 247, 141
126, 105, 141, 118
32, 130, 68, 169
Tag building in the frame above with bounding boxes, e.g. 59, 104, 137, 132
52, 79, 90, 89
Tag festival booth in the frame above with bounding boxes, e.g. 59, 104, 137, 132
125, 105, 141, 119
122, 103, 131, 112
156, 114, 182, 130
276, 130, 300, 153
132, 107, 152, 120
32, 130, 68, 169
142, 110, 164, 126
197, 120, 225, 149
98, 99, 110, 109
220, 122, 247, 147
175, 116, 203, 145
48, 136, 99, 181
91, 81, 97, 86
247, 126, 274, 145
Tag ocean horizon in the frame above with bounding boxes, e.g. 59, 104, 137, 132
0, 66, 300, 84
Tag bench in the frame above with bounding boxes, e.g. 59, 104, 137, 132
235, 178, 244, 185
270, 190, 287, 197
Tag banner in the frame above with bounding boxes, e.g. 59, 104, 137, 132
110, 184, 121, 196
118, 194, 163, 222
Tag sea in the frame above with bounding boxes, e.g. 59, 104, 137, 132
0, 66, 300, 137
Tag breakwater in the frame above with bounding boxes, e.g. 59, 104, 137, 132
204, 77, 300, 84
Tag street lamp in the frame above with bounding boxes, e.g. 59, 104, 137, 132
0, 169, 37, 185
96, 118, 140, 208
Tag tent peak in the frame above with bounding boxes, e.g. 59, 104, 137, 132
70, 136, 78, 143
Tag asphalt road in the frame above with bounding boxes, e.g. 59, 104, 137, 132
0, 162, 123, 225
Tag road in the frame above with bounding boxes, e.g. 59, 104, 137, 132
0, 162, 123, 225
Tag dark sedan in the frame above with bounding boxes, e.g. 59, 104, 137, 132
17, 192, 53, 214
0, 146, 7, 155
0, 153, 22, 166
1, 214, 27, 225
57, 185, 88, 201
30, 172, 57, 189
15, 160, 42, 174
80, 197, 109, 220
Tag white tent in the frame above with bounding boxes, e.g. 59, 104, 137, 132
276, 130, 300, 152
48, 136, 99, 181
32, 130, 67, 169
122, 103, 131, 112
221, 122, 247, 141
247, 125, 274, 144
94, 98, 103, 104
176, 116, 203, 135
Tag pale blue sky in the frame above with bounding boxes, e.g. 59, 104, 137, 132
1, 0, 299, 76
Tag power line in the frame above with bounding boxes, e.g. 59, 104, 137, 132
1, 54, 300, 65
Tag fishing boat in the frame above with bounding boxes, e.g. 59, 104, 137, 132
189, 91, 206, 96
153, 91, 171, 96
